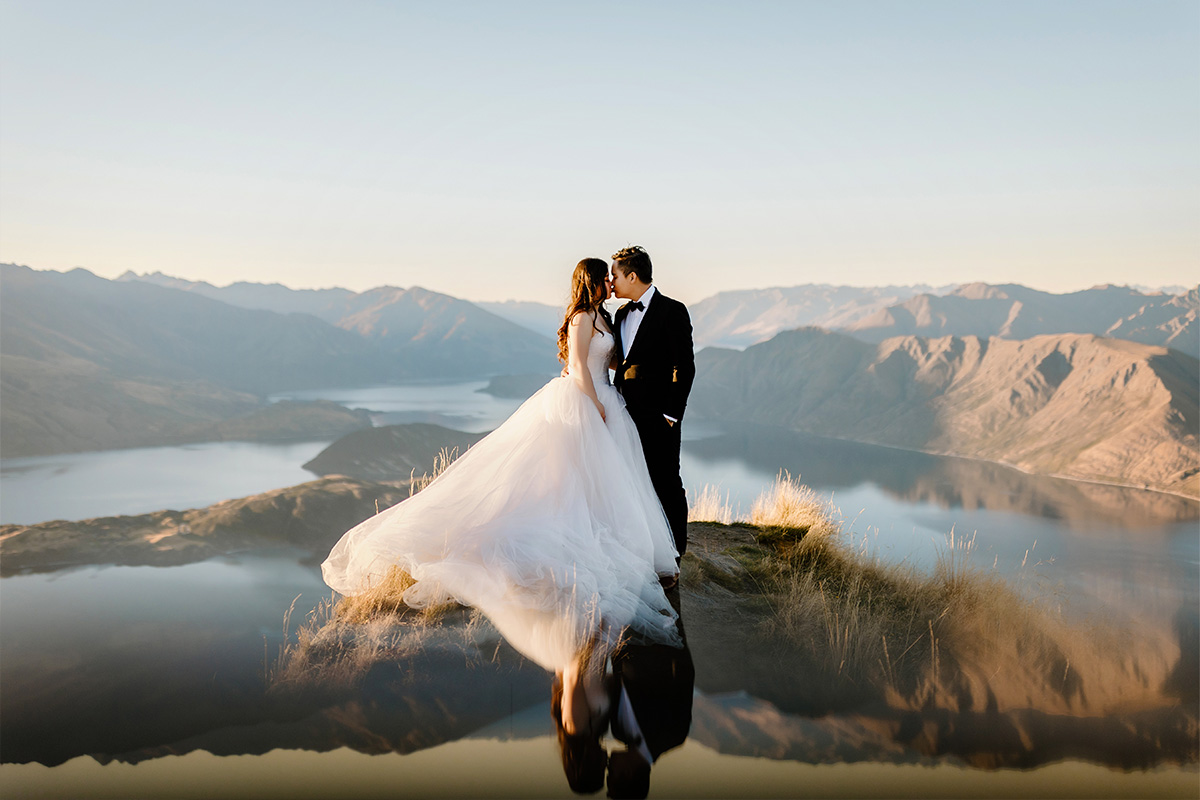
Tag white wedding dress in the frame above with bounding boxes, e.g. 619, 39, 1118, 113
321, 324, 681, 671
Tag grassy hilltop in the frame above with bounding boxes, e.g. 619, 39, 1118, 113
267, 474, 1197, 768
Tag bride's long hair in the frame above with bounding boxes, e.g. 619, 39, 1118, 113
557, 258, 613, 364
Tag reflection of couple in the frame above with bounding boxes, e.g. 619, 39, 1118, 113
554, 596, 694, 798
321, 243, 695, 699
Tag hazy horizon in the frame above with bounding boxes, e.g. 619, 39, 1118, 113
2, 1, 1197, 305
5, 261, 1194, 306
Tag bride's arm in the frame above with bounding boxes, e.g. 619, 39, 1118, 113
567, 312, 606, 422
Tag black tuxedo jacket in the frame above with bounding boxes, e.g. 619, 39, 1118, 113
613, 290, 695, 422
609, 638, 694, 762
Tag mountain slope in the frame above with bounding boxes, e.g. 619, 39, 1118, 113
1, 264, 388, 455
0, 476, 411, 574
688, 284, 949, 349
0, 353, 261, 457
334, 286, 557, 376
117, 270, 355, 322
302, 423, 486, 481
1105, 286, 1199, 355
1, 265, 556, 455
475, 300, 563, 339
691, 328, 1199, 496
843, 283, 1199, 356
119, 270, 559, 375
4, 264, 383, 394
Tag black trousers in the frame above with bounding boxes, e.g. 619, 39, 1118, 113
629, 408, 688, 557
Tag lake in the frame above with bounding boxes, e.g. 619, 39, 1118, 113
1, 381, 525, 527
2, 380, 1197, 797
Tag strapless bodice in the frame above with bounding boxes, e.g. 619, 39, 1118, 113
586, 328, 616, 386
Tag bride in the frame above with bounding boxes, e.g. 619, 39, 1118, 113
321, 258, 682, 680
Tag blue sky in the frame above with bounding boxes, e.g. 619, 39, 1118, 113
1, 0, 1196, 304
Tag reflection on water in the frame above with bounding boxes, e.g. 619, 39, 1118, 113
0, 440, 332, 526
682, 423, 1199, 634
2, 386, 1197, 795
3, 556, 1195, 770
683, 423, 1199, 529
607, 618, 695, 798
549, 591, 695, 797
1, 382, 526, 526
0, 554, 330, 766
5, 738, 1198, 800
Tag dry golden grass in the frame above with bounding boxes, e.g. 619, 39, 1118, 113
275, 466, 1181, 718
749, 470, 840, 544
267, 585, 481, 691
687, 484, 733, 524
745, 474, 1176, 715
268, 451, 477, 691
334, 565, 417, 623
408, 446, 460, 496
688, 471, 840, 533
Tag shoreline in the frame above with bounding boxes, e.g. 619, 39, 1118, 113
692, 420, 1200, 502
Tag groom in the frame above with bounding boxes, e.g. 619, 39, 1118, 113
610, 246, 695, 558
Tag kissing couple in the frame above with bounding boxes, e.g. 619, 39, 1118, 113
321, 244, 696, 723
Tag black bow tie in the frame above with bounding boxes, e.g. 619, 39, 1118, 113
625, 301, 644, 313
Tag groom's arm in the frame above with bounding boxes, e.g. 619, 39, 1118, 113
665, 302, 695, 422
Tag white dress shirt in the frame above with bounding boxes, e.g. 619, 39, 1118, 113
620, 284, 656, 359
619, 285, 676, 424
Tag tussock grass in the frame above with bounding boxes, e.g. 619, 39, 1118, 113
267, 585, 480, 691
687, 485, 733, 524
687, 471, 839, 539
334, 565, 416, 623
269, 451, 477, 691
702, 472, 1178, 715
749, 471, 840, 546
276, 467, 1179, 717
409, 446, 460, 496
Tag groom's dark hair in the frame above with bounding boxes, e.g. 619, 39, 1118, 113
611, 245, 652, 284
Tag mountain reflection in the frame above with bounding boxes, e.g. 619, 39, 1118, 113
683, 422, 1199, 528
4, 559, 1193, 776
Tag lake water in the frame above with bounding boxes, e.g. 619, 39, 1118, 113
4, 553, 1196, 797
2, 381, 1197, 797
269, 380, 527, 432
1, 381, 524, 526
0, 440, 331, 526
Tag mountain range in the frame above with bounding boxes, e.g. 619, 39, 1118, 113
1, 264, 557, 456
119, 270, 1198, 358
688, 284, 953, 349
117, 269, 557, 376
690, 327, 1199, 497
690, 282, 1198, 356
5, 265, 1197, 494
842, 283, 1199, 356
115, 270, 357, 320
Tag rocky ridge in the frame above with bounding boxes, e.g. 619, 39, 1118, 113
692, 328, 1199, 496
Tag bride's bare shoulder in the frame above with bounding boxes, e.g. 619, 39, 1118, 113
567, 309, 597, 328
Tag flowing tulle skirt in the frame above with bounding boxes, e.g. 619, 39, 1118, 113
321, 376, 680, 670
